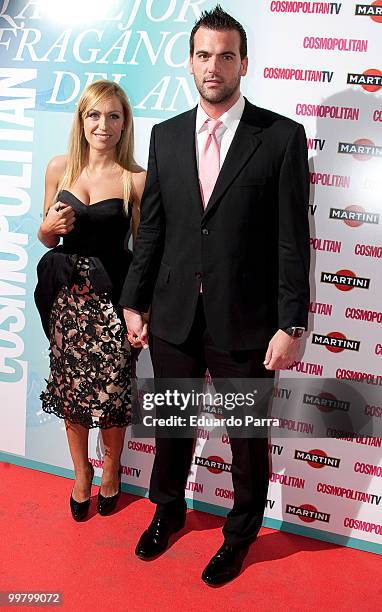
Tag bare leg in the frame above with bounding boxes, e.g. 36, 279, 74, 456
100, 427, 126, 497
65, 421, 92, 502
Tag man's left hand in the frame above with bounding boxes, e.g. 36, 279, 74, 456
263, 329, 302, 370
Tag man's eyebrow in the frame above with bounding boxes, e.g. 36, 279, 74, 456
195, 50, 236, 56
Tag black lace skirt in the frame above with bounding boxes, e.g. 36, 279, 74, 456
41, 257, 132, 429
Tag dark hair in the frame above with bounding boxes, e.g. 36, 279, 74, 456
189, 4, 247, 59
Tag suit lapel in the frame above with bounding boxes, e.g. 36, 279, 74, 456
203, 101, 263, 219
176, 107, 204, 215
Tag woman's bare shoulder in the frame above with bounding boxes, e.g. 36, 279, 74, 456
46, 155, 67, 179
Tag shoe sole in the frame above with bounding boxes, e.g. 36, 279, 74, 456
201, 571, 241, 587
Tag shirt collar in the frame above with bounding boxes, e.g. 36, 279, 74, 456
196, 94, 245, 134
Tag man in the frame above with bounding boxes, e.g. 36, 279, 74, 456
121, 5, 310, 586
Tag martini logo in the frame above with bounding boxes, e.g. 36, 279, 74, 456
286, 504, 330, 523
312, 332, 360, 353
347, 69, 382, 92
194, 456, 232, 474
329, 205, 379, 226
201, 404, 224, 417
321, 270, 370, 290
338, 139, 382, 160
355, 1, 382, 22
303, 392, 350, 412
295, 449, 341, 468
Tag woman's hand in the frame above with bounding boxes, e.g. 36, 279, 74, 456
38, 202, 76, 248
124, 308, 149, 349
43, 202, 76, 236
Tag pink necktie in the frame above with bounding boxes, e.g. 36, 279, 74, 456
199, 119, 222, 208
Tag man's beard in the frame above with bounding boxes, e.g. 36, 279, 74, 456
194, 75, 241, 105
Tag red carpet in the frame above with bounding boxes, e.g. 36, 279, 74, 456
1, 462, 380, 611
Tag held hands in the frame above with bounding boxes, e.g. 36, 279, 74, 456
263, 329, 302, 370
43, 202, 76, 236
124, 308, 149, 349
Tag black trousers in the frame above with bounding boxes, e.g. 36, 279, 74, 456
149, 298, 274, 547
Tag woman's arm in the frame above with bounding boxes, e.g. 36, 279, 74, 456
37, 156, 75, 248
128, 169, 150, 345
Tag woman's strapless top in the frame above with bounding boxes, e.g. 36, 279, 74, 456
58, 190, 131, 255
35, 190, 133, 338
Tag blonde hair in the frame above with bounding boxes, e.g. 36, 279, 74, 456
58, 80, 136, 212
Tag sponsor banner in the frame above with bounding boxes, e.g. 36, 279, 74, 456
0, 0, 381, 554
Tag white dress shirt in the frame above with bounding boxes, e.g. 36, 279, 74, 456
196, 95, 245, 293
195, 94, 245, 172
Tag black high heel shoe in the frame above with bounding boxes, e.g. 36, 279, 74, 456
97, 470, 121, 516
70, 463, 94, 522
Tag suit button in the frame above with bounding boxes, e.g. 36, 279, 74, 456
195, 272, 202, 279
202, 228, 209, 236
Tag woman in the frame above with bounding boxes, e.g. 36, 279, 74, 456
35, 80, 146, 520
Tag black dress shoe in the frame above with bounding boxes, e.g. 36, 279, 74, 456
202, 542, 249, 586
135, 514, 186, 560
70, 463, 94, 522
97, 482, 121, 516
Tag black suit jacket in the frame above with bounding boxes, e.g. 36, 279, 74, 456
120, 99, 310, 350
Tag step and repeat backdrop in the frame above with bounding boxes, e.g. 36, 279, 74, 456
0, 0, 381, 554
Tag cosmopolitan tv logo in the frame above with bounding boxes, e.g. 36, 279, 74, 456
263, 67, 333, 82
307, 138, 325, 151
309, 172, 350, 188
194, 456, 232, 474
310, 237, 341, 252
309, 203, 318, 215
309, 301, 333, 316
312, 332, 361, 353
303, 392, 350, 412
320, 269, 370, 290
345, 307, 382, 324
297, 103, 358, 120
294, 449, 341, 468
286, 504, 331, 523
354, 243, 382, 258
0, 69, 35, 385
303, 36, 367, 52
338, 139, 382, 160
270, 2, 342, 14
355, 1, 382, 22
347, 69, 382, 92
329, 205, 380, 226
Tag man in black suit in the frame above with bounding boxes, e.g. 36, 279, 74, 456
121, 5, 310, 585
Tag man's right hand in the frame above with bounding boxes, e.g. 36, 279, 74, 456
124, 308, 149, 349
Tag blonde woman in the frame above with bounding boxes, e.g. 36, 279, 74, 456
35, 80, 146, 520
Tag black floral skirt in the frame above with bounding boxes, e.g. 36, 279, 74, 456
41, 257, 132, 429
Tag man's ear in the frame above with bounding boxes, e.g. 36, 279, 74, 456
240, 56, 248, 77
188, 54, 194, 75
